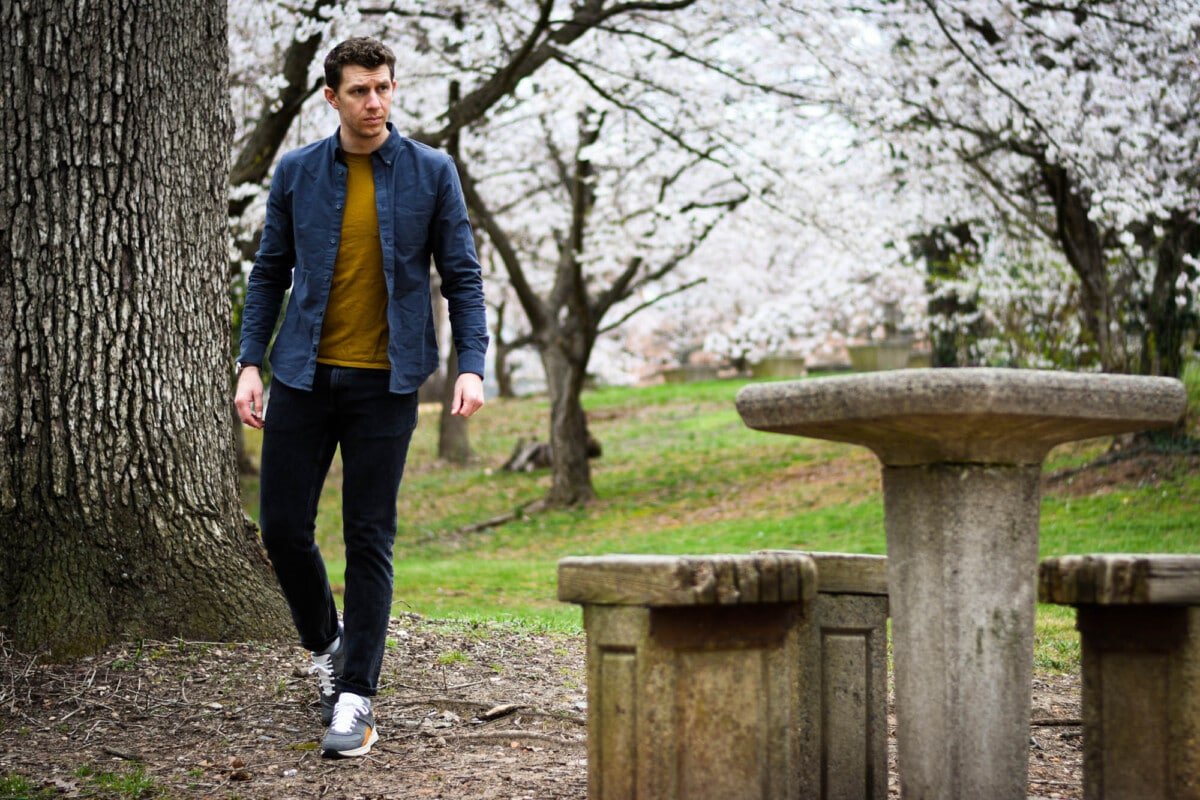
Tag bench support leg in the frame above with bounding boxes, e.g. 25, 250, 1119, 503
1078, 606, 1200, 800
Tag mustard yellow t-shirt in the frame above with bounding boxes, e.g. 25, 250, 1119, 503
317, 152, 390, 369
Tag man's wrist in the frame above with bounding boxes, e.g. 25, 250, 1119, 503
235, 361, 260, 379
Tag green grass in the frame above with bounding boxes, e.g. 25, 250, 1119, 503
0, 774, 54, 800
242, 372, 1200, 673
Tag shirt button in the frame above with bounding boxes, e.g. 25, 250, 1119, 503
336, 203, 343, 210
329, 237, 335, 244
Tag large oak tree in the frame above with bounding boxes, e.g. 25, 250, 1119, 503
1, 1, 290, 656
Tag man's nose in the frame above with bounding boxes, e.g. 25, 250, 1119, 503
366, 91, 382, 108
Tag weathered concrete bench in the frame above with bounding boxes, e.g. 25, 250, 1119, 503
558, 553, 817, 800
1039, 554, 1200, 800
757, 551, 889, 800
558, 551, 889, 800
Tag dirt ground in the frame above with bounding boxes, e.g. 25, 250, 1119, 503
1, 613, 1083, 800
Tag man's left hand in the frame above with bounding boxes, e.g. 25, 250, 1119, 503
451, 373, 485, 418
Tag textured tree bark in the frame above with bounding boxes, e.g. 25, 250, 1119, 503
438, 344, 472, 464
1140, 212, 1200, 381
493, 334, 517, 399
1041, 163, 1121, 371
436, 64, 472, 465
541, 341, 596, 507
0, 1, 291, 656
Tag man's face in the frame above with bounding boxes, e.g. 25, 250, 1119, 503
324, 64, 396, 152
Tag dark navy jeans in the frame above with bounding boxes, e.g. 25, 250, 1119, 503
259, 365, 418, 698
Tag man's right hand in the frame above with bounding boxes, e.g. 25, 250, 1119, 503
234, 366, 265, 430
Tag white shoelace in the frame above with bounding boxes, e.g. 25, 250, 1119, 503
309, 652, 336, 697
330, 692, 369, 733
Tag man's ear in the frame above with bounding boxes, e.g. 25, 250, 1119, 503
323, 86, 337, 108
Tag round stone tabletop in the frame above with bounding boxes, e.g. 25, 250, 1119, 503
736, 368, 1186, 465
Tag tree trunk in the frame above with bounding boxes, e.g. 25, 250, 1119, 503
0, 0, 290, 657
428, 266, 471, 462
915, 223, 980, 368
1140, 212, 1200, 380
541, 343, 596, 507
492, 299, 517, 399
1041, 163, 1121, 371
494, 336, 516, 398
438, 345, 471, 463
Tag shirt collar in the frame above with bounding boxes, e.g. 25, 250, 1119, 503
331, 122, 403, 164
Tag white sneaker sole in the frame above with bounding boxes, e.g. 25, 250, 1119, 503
323, 726, 378, 758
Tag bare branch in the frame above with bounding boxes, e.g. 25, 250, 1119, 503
597, 276, 707, 335
552, 51, 732, 169
591, 22, 815, 102
457, 160, 549, 331
411, 0, 699, 147
229, 0, 340, 213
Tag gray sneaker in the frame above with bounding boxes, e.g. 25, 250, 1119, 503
321, 692, 377, 758
309, 629, 345, 726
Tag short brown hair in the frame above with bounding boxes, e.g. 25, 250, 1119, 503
324, 37, 396, 92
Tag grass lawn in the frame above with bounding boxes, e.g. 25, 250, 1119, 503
241, 369, 1200, 672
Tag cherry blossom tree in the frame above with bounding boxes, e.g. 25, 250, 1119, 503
228, 1, 831, 505
804, 0, 1200, 375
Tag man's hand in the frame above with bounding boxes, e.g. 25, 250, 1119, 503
451, 372, 485, 418
234, 367, 265, 430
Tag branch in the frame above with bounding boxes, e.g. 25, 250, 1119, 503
1019, 2, 1153, 30
356, 4, 454, 19
591, 22, 815, 102
411, 0, 699, 147
410, 0, 554, 146
552, 51, 732, 168
550, 109, 605, 327
957, 149, 1057, 241
597, 276, 707, 335
919, 0, 1081, 177
456, 160, 549, 332
539, 114, 573, 199
594, 191, 746, 323
229, 0, 340, 214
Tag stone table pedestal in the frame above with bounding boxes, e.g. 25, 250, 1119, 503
737, 368, 1185, 799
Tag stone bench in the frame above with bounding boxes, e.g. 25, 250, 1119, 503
757, 551, 889, 800
1039, 554, 1200, 800
558, 551, 889, 800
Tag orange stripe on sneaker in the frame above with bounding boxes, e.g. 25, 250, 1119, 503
362, 726, 373, 746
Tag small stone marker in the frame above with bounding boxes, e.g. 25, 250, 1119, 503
737, 368, 1186, 800
558, 553, 817, 800
1039, 554, 1200, 800
758, 551, 889, 800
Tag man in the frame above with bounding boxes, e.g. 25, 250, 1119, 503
234, 37, 487, 758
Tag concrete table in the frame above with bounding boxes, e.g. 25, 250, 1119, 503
737, 368, 1185, 799
1040, 554, 1200, 800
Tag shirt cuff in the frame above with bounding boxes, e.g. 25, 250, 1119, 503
457, 349, 486, 379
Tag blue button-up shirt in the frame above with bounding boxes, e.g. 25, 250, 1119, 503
238, 124, 488, 393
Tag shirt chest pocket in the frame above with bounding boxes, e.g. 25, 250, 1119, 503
392, 191, 436, 246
